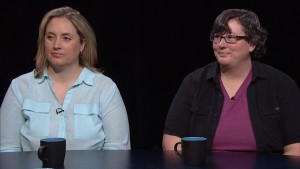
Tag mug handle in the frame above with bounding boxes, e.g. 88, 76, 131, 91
37, 145, 47, 161
174, 142, 182, 157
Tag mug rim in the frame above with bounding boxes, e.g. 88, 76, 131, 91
41, 137, 66, 142
182, 137, 207, 141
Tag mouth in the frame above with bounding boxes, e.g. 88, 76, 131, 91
51, 52, 63, 57
217, 52, 229, 57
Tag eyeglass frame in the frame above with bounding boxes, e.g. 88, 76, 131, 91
210, 34, 248, 44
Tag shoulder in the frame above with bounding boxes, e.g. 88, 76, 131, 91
177, 62, 217, 92
184, 62, 217, 82
11, 70, 36, 85
253, 61, 299, 89
6, 70, 37, 96
81, 68, 115, 86
253, 62, 296, 82
84, 70, 119, 92
93, 72, 116, 86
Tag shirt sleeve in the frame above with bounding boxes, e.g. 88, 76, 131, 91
0, 80, 25, 152
100, 83, 131, 150
163, 74, 196, 137
279, 75, 300, 146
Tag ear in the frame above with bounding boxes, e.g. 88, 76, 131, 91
80, 39, 86, 52
249, 44, 256, 52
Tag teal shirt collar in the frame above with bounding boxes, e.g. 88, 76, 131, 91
36, 67, 95, 86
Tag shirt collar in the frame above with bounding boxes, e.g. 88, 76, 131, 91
206, 62, 219, 83
251, 61, 268, 81
75, 67, 94, 86
35, 67, 95, 86
35, 69, 49, 84
205, 61, 268, 83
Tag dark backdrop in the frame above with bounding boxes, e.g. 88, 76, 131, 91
1, 0, 300, 149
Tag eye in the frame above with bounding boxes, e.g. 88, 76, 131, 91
226, 35, 237, 40
214, 35, 222, 39
62, 36, 71, 41
46, 35, 55, 41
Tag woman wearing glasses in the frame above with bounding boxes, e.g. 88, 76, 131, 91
162, 9, 300, 155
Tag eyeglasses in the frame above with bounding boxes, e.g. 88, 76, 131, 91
210, 34, 247, 44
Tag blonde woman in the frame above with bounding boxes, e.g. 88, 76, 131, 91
0, 6, 130, 152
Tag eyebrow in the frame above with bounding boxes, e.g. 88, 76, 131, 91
46, 32, 74, 37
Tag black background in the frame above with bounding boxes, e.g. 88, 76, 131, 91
1, 0, 300, 149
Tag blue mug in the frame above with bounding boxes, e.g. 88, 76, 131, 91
38, 137, 66, 168
174, 137, 207, 167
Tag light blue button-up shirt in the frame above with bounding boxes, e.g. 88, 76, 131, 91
0, 67, 130, 152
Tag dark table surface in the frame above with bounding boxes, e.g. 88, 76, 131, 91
1, 149, 300, 169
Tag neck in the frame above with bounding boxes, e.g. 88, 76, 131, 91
48, 65, 83, 84
220, 60, 252, 80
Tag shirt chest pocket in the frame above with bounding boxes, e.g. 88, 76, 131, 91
22, 99, 51, 136
259, 104, 282, 143
73, 104, 103, 140
260, 105, 282, 125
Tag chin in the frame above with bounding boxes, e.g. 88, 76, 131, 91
217, 58, 230, 65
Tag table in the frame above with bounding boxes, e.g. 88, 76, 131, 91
1, 150, 300, 169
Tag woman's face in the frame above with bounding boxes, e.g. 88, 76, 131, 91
212, 19, 255, 67
44, 17, 85, 69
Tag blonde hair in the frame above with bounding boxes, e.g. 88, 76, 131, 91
35, 6, 101, 77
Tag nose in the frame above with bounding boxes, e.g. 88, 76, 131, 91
53, 39, 62, 49
217, 37, 227, 47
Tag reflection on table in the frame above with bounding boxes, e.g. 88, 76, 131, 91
1, 150, 300, 169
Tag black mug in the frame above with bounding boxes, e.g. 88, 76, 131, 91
174, 137, 207, 167
38, 137, 66, 168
